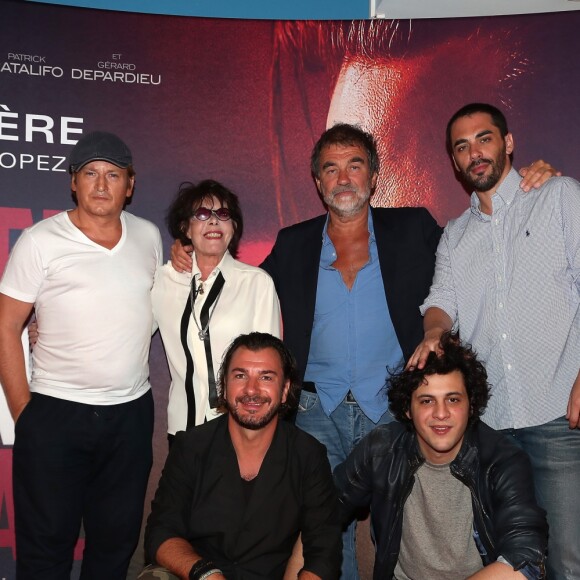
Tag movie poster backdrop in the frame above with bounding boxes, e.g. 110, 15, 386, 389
1, 1, 580, 576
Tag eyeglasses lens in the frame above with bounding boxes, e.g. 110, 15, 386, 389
192, 208, 231, 221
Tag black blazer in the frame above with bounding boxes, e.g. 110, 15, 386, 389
261, 206, 442, 381
145, 415, 342, 579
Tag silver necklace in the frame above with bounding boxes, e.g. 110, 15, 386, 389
189, 277, 223, 341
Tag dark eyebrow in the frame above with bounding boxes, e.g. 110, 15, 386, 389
321, 160, 337, 170
229, 367, 278, 376
321, 156, 367, 170
417, 391, 464, 398
453, 129, 493, 149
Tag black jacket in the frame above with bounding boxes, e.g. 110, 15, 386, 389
334, 421, 548, 579
145, 415, 342, 579
260, 206, 441, 382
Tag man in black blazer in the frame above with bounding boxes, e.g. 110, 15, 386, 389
261, 203, 440, 384
142, 332, 341, 580
260, 123, 441, 579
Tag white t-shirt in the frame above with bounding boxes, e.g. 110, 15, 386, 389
151, 251, 281, 434
0, 210, 163, 405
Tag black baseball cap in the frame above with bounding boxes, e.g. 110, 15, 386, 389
69, 131, 133, 173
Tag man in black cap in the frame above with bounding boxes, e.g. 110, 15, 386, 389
0, 132, 162, 579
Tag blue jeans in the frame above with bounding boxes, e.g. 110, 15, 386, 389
296, 390, 393, 580
501, 417, 580, 580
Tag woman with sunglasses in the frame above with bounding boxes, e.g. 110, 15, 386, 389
152, 180, 281, 443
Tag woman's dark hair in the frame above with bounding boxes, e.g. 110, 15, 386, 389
388, 332, 490, 428
166, 179, 243, 258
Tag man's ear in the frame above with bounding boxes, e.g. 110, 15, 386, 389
281, 380, 290, 404
314, 177, 322, 193
505, 132, 514, 156
126, 175, 135, 199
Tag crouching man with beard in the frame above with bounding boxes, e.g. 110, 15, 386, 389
141, 332, 341, 580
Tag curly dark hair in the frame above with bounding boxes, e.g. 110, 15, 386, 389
310, 122, 380, 179
216, 332, 300, 417
388, 332, 490, 428
165, 179, 243, 258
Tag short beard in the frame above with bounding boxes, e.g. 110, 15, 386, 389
323, 184, 372, 218
226, 396, 280, 431
462, 144, 507, 192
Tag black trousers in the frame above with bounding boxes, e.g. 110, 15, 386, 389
13, 390, 154, 580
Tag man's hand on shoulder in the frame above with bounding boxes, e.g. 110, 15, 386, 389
518, 160, 561, 193
566, 371, 580, 429
170, 240, 194, 273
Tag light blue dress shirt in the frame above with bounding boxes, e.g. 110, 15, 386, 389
304, 211, 404, 422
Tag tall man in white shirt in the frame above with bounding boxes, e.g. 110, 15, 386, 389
0, 132, 163, 579
409, 103, 580, 579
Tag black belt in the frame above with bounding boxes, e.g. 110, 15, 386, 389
302, 382, 356, 402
